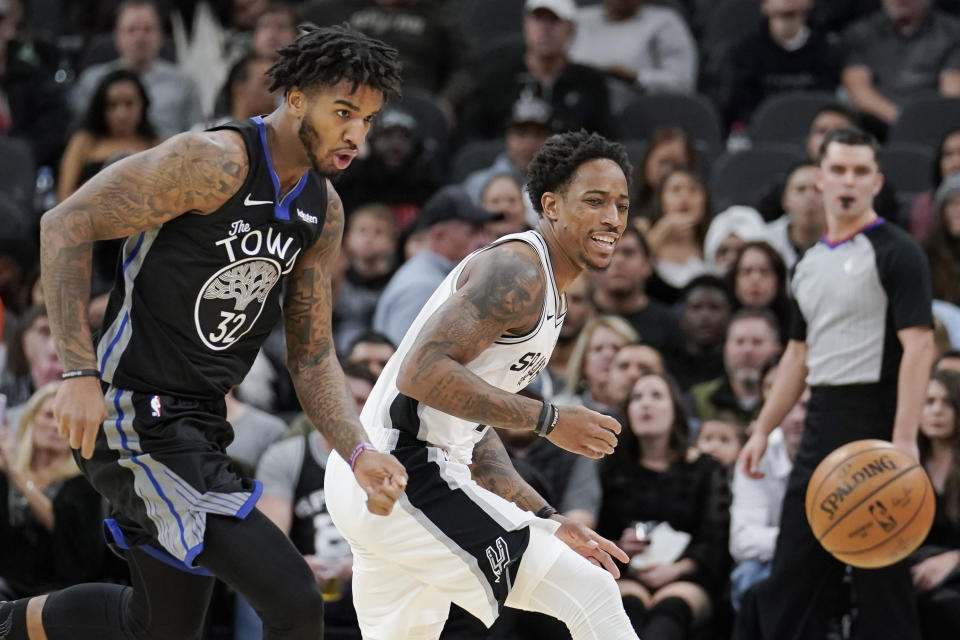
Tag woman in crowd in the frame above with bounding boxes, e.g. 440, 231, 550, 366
554, 315, 638, 414
632, 127, 698, 223
57, 69, 160, 201
645, 168, 713, 304
913, 369, 960, 639
924, 173, 960, 307
0, 383, 109, 598
909, 128, 960, 241
727, 241, 791, 340
598, 372, 731, 639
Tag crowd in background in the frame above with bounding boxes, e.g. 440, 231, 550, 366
1, 0, 960, 638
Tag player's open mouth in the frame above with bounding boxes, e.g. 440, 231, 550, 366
590, 232, 617, 252
333, 151, 357, 169
839, 196, 855, 209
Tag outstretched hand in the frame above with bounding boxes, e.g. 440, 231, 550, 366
552, 514, 629, 579
740, 429, 768, 479
352, 449, 408, 516
547, 405, 620, 459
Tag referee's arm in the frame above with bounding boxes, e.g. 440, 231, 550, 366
891, 327, 936, 460
741, 340, 808, 479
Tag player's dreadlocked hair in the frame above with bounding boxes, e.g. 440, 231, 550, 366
267, 23, 402, 98
526, 130, 633, 214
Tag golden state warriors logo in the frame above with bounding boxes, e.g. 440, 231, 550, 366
194, 256, 281, 350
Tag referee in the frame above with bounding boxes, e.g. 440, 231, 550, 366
738, 127, 935, 640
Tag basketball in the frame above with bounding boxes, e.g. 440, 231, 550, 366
805, 439, 936, 568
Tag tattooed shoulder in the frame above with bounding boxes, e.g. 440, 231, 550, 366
463, 243, 546, 332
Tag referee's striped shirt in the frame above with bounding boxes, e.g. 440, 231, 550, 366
790, 218, 933, 387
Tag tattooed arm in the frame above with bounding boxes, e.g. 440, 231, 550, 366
285, 183, 406, 515
471, 428, 551, 514
39, 130, 248, 458
396, 242, 619, 459
472, 427, 629, 577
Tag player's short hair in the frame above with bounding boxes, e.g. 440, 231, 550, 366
267, 23, 402, 98
526, 130, 633, 215
817, 126, 880, 164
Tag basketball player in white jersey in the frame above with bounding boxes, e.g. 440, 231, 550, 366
326, 130, 640, 639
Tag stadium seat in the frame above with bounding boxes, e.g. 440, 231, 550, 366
888, 97, 960, 148
748, 91, 837, 148
709, 143, 805, 211
618, 93, 725, 160
450, 139, 506, 183
880, 142, 936, 217
0, 136, 37, 217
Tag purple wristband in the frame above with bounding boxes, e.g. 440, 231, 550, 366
349, 442, 376, 470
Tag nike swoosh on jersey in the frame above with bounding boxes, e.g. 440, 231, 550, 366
244, 194, 273, 206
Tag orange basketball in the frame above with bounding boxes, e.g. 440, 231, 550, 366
805, 439, 935, 568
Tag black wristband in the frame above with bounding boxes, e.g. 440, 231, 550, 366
535, 400, 551, 436
536, 505, 558, 519
61, 369, 100, 380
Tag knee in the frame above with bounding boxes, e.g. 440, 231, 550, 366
258, 578, 325, 634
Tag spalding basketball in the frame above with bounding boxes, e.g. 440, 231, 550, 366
805, 439, 935, 568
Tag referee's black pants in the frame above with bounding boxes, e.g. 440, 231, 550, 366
751, 384, 921, 640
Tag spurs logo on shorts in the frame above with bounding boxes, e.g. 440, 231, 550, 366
485, 536, 510, 583
194, 257, 281, 350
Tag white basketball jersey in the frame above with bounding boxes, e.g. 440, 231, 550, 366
362, 230, 566, 464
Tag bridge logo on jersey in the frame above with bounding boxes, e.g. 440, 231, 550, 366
194, 256, 281, 351
485, 536, 511, 584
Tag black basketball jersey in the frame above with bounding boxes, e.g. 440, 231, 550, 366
96, 117, 327, 398
289, 433, 332, 556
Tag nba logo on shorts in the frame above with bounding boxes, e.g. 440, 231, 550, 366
150, 395, 162, 417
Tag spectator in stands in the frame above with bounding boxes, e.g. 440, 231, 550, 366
689, 308, 782, 430
728, 241, 792, 339
667, 275, 734, 391
924, 173, 960, 307
766, 162, 825, 269
909, 128, 960, 240
546, 272, 595, 391
703, 206, 771, 274
201, 53, 277, 129
599, 371, 731, 639
842, 0, 960, 129
462, 94, 553, 205
729, 382, 808, 609
333, 205, 397, 355
372, 185, 491, 346
554, 315, 638, 413
645, 168, 712, 304
249, 366, 377, 639
0, 0, 68, 167
694, 418, 744, 467
345, 332, 396, 379
58, 69, 160, 202
250, 3, 297, 60
0, 383, 110, 598
723, 0, 841, 129
334, 107, 441, 232
569, 0, 697, 112
71, 0, 204, 138
302, 0, 471, 112
479, 174, 530, 239
605, 342, 666, 410
0, 233, 34, 323
631, 127, 698, 224
0, 305, 61, 414
223, 388, 288, 476
459, 0, 616, 141
592, 226, 682, 355
913, 369, 960, 640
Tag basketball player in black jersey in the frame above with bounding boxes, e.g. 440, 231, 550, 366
0, 26, 407, 640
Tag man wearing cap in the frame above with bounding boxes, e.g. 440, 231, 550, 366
462, 94, 554, 205
459, 0, 615, 141
372, 185, 492, 346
